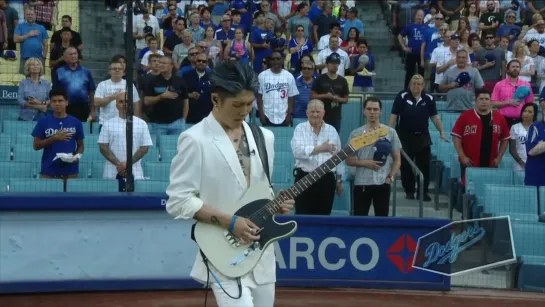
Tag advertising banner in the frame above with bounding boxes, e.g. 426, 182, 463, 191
0, 85, 18, 104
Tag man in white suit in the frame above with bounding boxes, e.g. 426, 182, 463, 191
166, 61, 295, 307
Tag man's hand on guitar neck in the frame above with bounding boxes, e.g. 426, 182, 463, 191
277, 190, 295, 215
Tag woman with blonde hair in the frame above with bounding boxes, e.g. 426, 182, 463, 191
16, 58, 52, 121
508, 40, 535, 82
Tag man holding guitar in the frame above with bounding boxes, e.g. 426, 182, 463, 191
165, 61, 294, 307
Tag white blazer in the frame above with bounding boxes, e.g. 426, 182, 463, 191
166, 113, 276, 286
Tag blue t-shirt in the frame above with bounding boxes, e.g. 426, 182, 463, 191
308, 6, 322, 23
423, 26, 440, 60
353, 53, 375, 88
215, 28, 235, 45
496, 24, 521, 51
31, 114, 84, 177
14, 22, 49, 59
53, 66, 96, 104
400, 23, 428, 54
231, 0, 252, 30
200, 21, 217, 30
288, 38, 313, 71
525, 121, 545, 187
251, 27, 273, 58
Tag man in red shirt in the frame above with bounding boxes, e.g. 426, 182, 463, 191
451, 87, 510, 185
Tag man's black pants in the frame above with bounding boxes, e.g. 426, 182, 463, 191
353, 184, 391, 216
294, 170, 336, 215
400, 146, 431, 195
404, 53, 424, 89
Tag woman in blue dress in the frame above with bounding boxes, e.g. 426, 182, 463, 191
288, 24, 313, 74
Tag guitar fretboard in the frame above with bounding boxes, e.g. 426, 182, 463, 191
264, 145, 355, 215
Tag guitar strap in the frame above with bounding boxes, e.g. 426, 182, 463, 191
249, 124, 271, 185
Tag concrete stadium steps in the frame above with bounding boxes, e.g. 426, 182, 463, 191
79, 0, 124, 81
357, 1, 405, 91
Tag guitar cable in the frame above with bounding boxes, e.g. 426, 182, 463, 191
200, 250, 242, 306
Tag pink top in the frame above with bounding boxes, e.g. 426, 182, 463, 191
491, 78, 534, 118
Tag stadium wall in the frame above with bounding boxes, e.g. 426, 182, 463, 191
0, 193, 451, 293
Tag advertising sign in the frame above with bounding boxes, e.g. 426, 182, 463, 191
0, 85, 18, 104
413, 216, 516, 276
274, 216, 450, 290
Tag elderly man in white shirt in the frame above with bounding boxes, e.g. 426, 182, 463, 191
98, 92, 153, 188
316, 35, 350, 76
291, 99, 344, 215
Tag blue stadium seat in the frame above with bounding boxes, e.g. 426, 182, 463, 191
90, 161, 104, 178
0, 145, 10, 161
144, 162, 170, 181
81, 147, 104, 162
512, 221, 545, 291
275, 151, 294, 167
483, 184, 538, 218
84, 135, 99, 148
513, 170, 525, 185
332, 182, 351, 214
435, 100, 447, 111
16, 132, 33, 145
500, 156, 516, 169
141, 146, 159, 163
66, 179, 119, 192
8, 178, 64, 192
82, 122, 92, 135
0, 105, 20, 122
0, 133, 11, 147
430, 131, 440, 156
434, 139, 455, 162
160, 148, 177, 162
135, 180, 168, 193
465, 168, 513, 218
13, 144, 42, 162
380, 100, 394, 124
159, 135, 178, 150
274, 136, 291, 153
449, 154, 461, 180
2, 120, 35, 138
331, 210, 350, 216
292, 118, 306, 126
0, 161, 37, 181
267, 127, 295, 139
272, 163, 292, 184
78, 161, 92, 178
539, 187, 545, 214
441, 112, 460, 131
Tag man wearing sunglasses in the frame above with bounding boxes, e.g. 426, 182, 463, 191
421, 13, 445, 91
183, 52, 213, 124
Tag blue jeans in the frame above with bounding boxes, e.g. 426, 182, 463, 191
151, 118, 185, 136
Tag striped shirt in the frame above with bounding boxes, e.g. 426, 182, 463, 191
293, 76, 314, 118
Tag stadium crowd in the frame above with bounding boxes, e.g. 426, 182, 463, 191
0, 0, 544, 217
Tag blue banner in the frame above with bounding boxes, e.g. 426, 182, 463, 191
0, 85, 18, 104
274, 215, 450, 289
0, 194, 450, 293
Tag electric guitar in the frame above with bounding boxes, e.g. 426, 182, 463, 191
193, 126, 389, 278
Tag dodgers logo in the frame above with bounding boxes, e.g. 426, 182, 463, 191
264, 82, 289, 94
422, 223, 485, 268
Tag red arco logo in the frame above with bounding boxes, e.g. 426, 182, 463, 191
387, 234, 417, 274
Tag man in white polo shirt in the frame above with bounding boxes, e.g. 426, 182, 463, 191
316, 35, 350, 76
94, 61, 140, 130
98, 92, 153, 190
257, 51, 299, 126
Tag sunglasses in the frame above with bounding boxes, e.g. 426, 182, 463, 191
196, 59, 207, 63
301, 67, 313, 71
189, 52, 199, 56
485, 36, 495, 39
271, 57, 282, 61
435, 17, 443, 20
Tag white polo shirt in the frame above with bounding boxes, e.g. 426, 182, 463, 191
258, 69, 299, 124
94, 79, 140, 126
97, 116, 154, 180
430, 45, 470, 85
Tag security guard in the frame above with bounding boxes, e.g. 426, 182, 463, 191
389, 74, 449, 201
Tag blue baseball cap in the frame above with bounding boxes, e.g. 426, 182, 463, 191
485, 53, 496, 62
455, 71, 471, 87
513, 86, 532, 101
450, 33, 460, 40
373, 138, 392, 166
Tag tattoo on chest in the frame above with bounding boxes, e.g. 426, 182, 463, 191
210, 216, 220, 225
237, 133, 251, 178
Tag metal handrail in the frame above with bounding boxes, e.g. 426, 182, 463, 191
399, 148, 425, 218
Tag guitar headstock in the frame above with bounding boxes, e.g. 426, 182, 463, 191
349, 126, 389, 151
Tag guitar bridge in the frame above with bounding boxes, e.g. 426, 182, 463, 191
224, 231, 241, 247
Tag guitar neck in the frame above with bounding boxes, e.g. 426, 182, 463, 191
265, 145, 355, 214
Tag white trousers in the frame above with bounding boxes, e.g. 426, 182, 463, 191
211, 279, 275, 307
